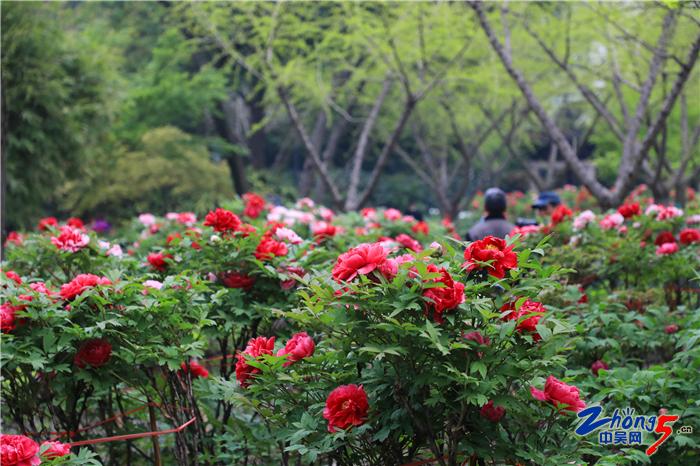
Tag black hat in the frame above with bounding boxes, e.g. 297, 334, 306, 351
484, 187, 507, 214
532, 191, 561, 209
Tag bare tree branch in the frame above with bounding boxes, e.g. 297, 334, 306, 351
522, 20, 625, 140
618, 19, 700, 196
345, 76, 393, 210
278, 87, 344, 207
354, 98, 417, 209
470, 1, 612, 204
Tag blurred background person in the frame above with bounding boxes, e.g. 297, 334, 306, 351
466, 187, 514, 240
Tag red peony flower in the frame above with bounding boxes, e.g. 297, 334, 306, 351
51, 226, 90, 253
654, 231, 676, 246
590, 360, 609, 376
38, 217, 58, 231
147, 252, 172, 272
4, 270, 22, 285
395, 234, 422, 252
204, 208, 241, 233
1, 304, 17, 333
422, 265, 465, 324
577, 286, 588, 304
243, 193, 266, 219
480, 400, 505, 422
220, 271, 255, 291
180, 360, 209, 378
411, 221, 430, 236
679, 228, 700, 245
332, 243, 389, 282
0, 434, 40, 466
235, 336, 275, 388
550, 205, 573, 225
74, 339, 112, 368
66, 217, 85, 230
360, 207, 377, 220
530, 375, 586, 412
5, 231, 23, 246
464, 330, 490, 346
39, 441, 71, 459
277, 332, 315, 366
656, 242, 679, 256
312, 222, 339, 241
323, 384, 369, 433
59, 274, 112, 301
462, 236, 517, 279
280, 266, 305, 290
254, 238, 288, 261
464, 330, 490, 358
664, 324, 679, 334
617, 203, 641, 219
501, 299, 545, 341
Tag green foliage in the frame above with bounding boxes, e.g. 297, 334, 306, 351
60, 127, 234, 220
1, 2, 110, 228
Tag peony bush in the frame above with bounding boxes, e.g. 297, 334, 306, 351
1, 186, 698, 465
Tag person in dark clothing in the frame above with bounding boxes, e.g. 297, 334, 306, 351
405, 203, 424, 221
466, 187, 514, 241
531, 191, 561, 216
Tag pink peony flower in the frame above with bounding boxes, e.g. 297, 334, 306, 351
656, 242, 679, 256
599, 213, 624, 230
275, 227, 303, 245
138, 213, 156, 227
51, 226, 90, 252
277, 332, 315, 366
40, 441, 71, 459
383, 208, 402, 221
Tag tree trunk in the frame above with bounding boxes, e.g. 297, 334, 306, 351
245, 86, 267, 170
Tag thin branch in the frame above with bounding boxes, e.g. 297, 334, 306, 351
620, 23, 700, 196
587, 4, 686, 67
522, 19, 625, 140
345, 76, 393, 210
470, 0, 612, 204
278, 87, 344, 207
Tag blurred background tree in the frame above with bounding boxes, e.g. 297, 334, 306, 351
2, 1, 698, 231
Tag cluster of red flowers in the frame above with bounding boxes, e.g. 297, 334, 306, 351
462, 236, 518, 279
395, 233, 422, 252
501, 299, 546, 341
203, 208, 242, 233
311, 222, 339, 242
530, 376, 586, 412
59, 274, 112, 301
617, 202, 641, 219
235, 336, 276, 388
422, 265, 465, 323
550, 205, 573, 225
243, 192, 266, 219
219, 271, 256, 291
147, 252, 172, 271
653, 228, 700, 255
254, 237, 288, 261
235, 333, 316, 388
332, 243, 392, 282
323, 384, 369, 432
74, 338, 112, 368
180, 360, 209, 379
0, 434, 70, 465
